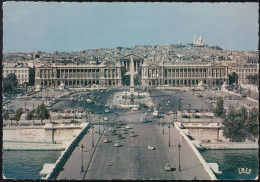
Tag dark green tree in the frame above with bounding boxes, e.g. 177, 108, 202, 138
213, 97, 225, 117
222, 106, 248, 142
36, 102, 50, 125
14, 108, 23, 125
3, 73, 18, 92
245, 107, 259, 141
3, 111, 10, 120
26, 111, 34, 120
228, 72, 238, 85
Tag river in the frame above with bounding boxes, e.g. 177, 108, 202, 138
200, 149, 258, 180
3, 149, 258, 179
3, 150, 61, 179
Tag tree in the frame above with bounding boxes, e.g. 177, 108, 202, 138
245, 107, 259, 141
3, 111, 10, 120
26, 111, 34, 120
14, 108, 23, 125
213, 97, 225, 117
3, 73, 18, 92
36, 102, 50, 125
247, 74, 258, 85
222, 106, 248, 142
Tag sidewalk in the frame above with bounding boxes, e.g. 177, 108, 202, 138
158, 115, 213, 180
56, 125, 105, 180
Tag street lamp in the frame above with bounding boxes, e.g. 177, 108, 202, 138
92, 126, 94, 147
178, 98, 182, 111
33, 104, 35, 124
99, 116, 101, 135
178, 143, 181, 171
168, 125, 171, 147
162, 122, 164, 134
189, 104, 191, 123
80, 144, 85, 172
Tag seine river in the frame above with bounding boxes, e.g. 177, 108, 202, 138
3, 150, 258, 179
200, 149, 258, 180
3, 151, 61, 179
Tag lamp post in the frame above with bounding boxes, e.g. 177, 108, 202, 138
25, 102, 27, 111
178, 143, 181, 171
92, 126, 94, 147
162, 122, 164, 134
33, 104, 35, 124
178, 98, 181, 111
80, 144, 85, 172
168, 125, 171, 147
99, 116, 101, 135
189, 104, 191, 123
175, 110, 177, 121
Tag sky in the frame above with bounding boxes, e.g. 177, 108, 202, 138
3, 2, 259, 53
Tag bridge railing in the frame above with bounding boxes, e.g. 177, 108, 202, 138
43, 123, 89, 180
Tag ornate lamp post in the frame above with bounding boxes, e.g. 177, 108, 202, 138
80, 144, 85, 172
189, 104, 191, 123
168, 125, 171, 147
178, 143, 181, 171
92, 126, 94, 147
33, 104, 35, 124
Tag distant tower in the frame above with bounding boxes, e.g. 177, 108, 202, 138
194, 35, 197, 44
199, 35, 202, 44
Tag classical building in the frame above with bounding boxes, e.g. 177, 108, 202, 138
35, 54, 229, 88
141, 62, 229, 87
229, 63, 259, 84
35, 61, 122, 87
3, 63, 30, 85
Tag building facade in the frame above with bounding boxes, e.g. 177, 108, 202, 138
3, 64, 30, 85
35, 61, 122, 87
141, 63, 229, 87
35, 55, 229, 88
229, 64, 258, 84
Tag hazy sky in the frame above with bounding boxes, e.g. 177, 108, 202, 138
3, 2, 259, 53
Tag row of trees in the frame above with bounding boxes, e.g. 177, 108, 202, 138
214, 97, 259, 142
3, 103, 50, 125
223, 106, 258, 142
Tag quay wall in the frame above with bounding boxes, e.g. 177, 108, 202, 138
201, 142, 258, 149
44, 123, 90, 180
3, 128, 81, 144
175, 123, 217, 180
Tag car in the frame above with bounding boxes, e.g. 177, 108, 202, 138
114, 141, 120, 147
103, 138, 109, 143
121, 129, 127, 134
166, 112, 171, 115
160, 106, 164, 110
148, 109, 152, 112
164, 164, 172, 171
104, 117, 108, 121
117, 134, 122, 139
145, 112, 148, 116
125, 125, 131, 129
105, 109, 109, 113
130, 132, 135, 137
148, 145, 154, 150
169, 111, 174, 114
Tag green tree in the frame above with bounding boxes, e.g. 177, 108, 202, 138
222, 106, 248, 142
213, 97, 225, 117
36, 102, 50, 125
228, 72, 238, 85
245, 107, 259, 141
3, 112, 10, 120
14, 108, 23, 125
26, 111, 34, 120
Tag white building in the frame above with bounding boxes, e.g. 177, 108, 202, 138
3, 64, 30, 85
193, 35, 206, 46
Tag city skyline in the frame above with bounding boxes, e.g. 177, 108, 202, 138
3, 2, 259, 53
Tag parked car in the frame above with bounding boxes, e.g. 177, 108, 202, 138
114, 141, 120, 147
103, 138, 109, 143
